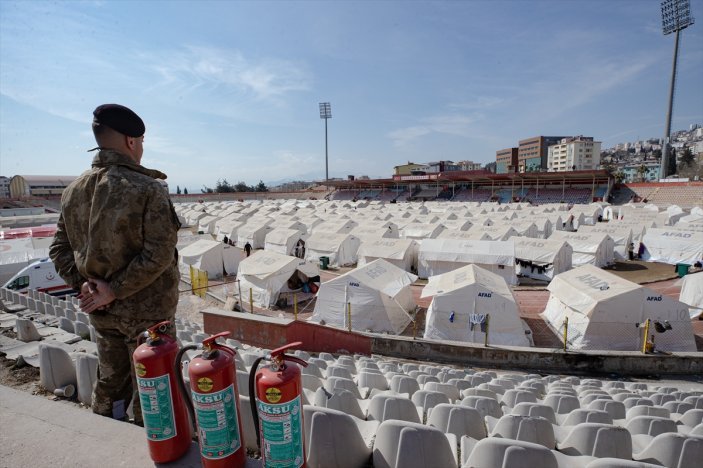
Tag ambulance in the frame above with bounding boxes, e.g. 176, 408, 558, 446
2, 258, 75, 297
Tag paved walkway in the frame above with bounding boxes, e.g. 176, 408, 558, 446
0, 385, 260, 468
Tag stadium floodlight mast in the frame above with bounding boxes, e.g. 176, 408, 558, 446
659, 0, 695, 180
319, 102, 332, 181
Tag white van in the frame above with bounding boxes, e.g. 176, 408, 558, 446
2, 258, 75, 297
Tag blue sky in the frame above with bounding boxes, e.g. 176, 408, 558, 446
1, 0, 702, 192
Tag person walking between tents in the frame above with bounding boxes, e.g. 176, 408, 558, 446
244, 241, 252, 257
628, 242, 635, 261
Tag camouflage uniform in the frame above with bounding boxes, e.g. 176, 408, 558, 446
50, 149, 180, 423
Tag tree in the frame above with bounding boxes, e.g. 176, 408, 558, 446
215, 179, 235, 193
183, 187, 188, 195
679, 147, 695, 168
636, 164, 648, 182
234, 181, 250, 192
255, 180, 268, 192
201, 185, 214, 194
176, 185, 181, 195
666, 148, 677, 177
614, 171, 626, 184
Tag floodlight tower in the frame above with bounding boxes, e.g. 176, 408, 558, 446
659, 0, 695, 180
319, 102, 332, 181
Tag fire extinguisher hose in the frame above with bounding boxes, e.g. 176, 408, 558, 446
248, 356, 266, 449
174, 344, 199, 436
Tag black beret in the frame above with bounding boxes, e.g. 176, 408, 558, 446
92, 104, 145, 137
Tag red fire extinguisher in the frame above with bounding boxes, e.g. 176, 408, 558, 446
249, 341, 308, 468
175, 331, 246, 467
132, 320, 191, 463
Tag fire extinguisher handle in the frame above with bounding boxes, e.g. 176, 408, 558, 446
283, 355, 308, 367
147, 320, 171, 335
202, 331, 230, 348
270, 341, 303, 358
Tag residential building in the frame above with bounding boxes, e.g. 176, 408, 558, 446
456, 160, 483, 171
495, 148, 518, 174
547, 136, 602, 172
518, 136, 567, 173
0, 176, 10, 198
393, 162, 427, 176
619, 162, 661, 183
426, 161, 461, 173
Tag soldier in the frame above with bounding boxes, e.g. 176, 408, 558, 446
50, 104, 180, 425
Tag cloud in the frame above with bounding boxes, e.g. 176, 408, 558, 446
146, 46, 311, 104
387, 113, 481, 146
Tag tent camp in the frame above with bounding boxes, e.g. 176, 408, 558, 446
356, 238, 418, 272
264, 228, 304, 256
236, 250, 319, 309
679, 271, 703, 319
640, 227, 703, 265
309, 259, 417, 334
304, 232, 361, 267
417, 238, 517, 285
179, 239, 240, 279
542, 265, 696, 351
549, 231, 614, 267
514, 238, 573, 282
422, 264, 531, 347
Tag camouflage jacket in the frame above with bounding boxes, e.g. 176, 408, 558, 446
50, 150, 181, 320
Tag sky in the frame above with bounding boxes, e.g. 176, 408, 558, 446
1, 0, 702, 193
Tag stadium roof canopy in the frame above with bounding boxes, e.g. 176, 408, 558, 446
319, 169, 612, 189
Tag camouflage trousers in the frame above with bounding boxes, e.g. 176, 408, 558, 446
89, 312, 175, 424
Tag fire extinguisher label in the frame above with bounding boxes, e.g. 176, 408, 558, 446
136, 374, 177, 441
191, 383, 242, 460
257, 395, 304, 468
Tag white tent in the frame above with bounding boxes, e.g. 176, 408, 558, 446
304, 232, 361, 267
514, 238, 573, 282
264, 228, 304, 256
679, 271, 703, 319
179, 239, 239, 279
542, 265, 696, 351
641, 227, 703, 265
237, 221, 274, 249
422, 264, 531, 347
309, 259, 417, 334
197, 215, 220, 234
236, 250, 319, 309
417, 239, 517, 285
214, 219, 245, 242
357, 238, 418, 272
312, 219, 358, 235
549, 231, 614, 267
579, 224, 633, 261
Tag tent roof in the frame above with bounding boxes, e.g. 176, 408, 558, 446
357, 238, 416, 260
421, 264, 513, 299
419, 239, 515, 266
238, 250, 318, 280
331, 258, 417, 297
305, 232, 357, 251
178, 239, 222, 256
265, 228, 302, 245
547, 264, 639, 312
514, 238, 570, 263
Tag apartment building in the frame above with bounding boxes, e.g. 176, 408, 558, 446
518, 136, 567, 173
457, 160, 483, 171
495, 148, 518, 174
547, 136, 602, 172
